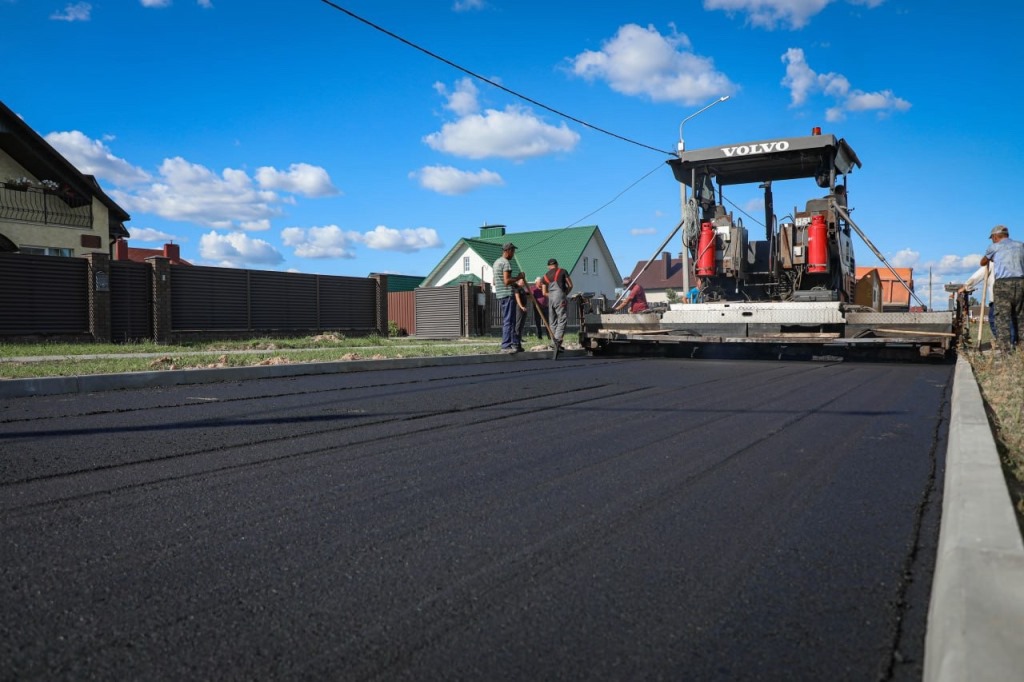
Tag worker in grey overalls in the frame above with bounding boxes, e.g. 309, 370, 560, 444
541, 258, 573, 350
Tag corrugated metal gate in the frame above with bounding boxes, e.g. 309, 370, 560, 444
110, 261, 152, 342
388, 291, 416, 336
415, 287, 463, 338
0, 252, 88, 335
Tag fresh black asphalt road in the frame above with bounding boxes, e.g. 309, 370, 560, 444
0, 356, 951, 681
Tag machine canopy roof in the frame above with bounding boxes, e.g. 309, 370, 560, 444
668, 133, 861, 187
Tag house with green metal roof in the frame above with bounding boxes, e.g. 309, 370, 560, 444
420, 224, 622, 299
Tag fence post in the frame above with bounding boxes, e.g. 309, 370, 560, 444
147, 256, 172, 344
84, 252, 112, 343
370, 273, 388, 336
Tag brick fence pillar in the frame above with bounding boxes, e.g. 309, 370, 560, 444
147, 256, 172, 344
370, 273, 388, 337
85, 252, 111, 343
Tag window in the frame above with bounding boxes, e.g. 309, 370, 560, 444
593, 258, 598, 274
463, 256, 471, 273
19, 246, 73, 257
583, 259, 588, 273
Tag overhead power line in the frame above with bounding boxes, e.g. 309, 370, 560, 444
318, 0, 674, 156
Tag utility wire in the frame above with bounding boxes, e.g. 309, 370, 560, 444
319, 0, 674, 156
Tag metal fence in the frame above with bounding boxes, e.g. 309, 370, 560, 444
0, 184, 92, 228
0, 252, 384, 342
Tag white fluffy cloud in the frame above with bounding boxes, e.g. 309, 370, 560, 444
116, 157, 281, 230
703, 0, 884, 31
255, 163, 339, 197
198, 231, 283, 268
46, 131, 151, 185
412, 165, 503, 195
282, 224, 442, 259
361, 225, 442, 252
425, 78, 579, 161
568, 24, 736, 106
782, 48, 910, 121
630, 227, 658, 236
281, 225, 362, 259
424, 106, 579, 161
50, 2, 91, 21
128, 227, 177, 243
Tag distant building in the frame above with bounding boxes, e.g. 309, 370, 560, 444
421, 223, 622, 299
114, 240, 192, 265
855, 266, 913, 312
623, 252, 693, 303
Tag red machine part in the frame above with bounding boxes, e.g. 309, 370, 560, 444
807, 214, 828, 273
696, 221, 716, 277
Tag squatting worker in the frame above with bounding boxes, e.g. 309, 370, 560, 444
493, 242, 524, 353
531, 277, 549, 339
615, 276, 649, 313
980, 224, 1024, 352
541, 258, 572, 350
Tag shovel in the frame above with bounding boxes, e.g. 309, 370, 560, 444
527, 289, 559, 360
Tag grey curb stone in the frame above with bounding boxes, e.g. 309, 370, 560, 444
924, 357, 1024, 681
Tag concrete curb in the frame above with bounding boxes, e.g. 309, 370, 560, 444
0, 349, 584, 399
924, 356, 1024, 681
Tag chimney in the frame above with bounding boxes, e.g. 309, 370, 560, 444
663, 251, 672, 279
163, 242, 180, 263
114, 238, 129, 261
479, 223, 506, 239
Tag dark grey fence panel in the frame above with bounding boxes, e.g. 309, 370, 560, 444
110, 261, 152, 342
0, 252, 88, 335
415, 287, 462, 338
319, 276, 377, 330
170, 266, 249, 330
250, 270, 318, 330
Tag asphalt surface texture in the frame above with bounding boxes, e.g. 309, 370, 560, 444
0, 356, 951, 681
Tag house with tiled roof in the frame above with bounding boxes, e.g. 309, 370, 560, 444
114, 240, 192, 266
421, 224, 622, 299
625, 251, 695, 304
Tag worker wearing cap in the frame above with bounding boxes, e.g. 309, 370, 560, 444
980, 224, 1024, 352
493, 242, 524, 353
615, 276, 649, 313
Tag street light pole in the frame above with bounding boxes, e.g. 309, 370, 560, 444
678, 95, 730, 155
678, 95, 730, 297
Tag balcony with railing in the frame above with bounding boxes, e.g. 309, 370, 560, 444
0, 182, 92, 229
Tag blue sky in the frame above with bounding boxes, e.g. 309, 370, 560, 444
4, 0, 1022, 309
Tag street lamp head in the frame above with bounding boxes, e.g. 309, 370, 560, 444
678, 95, 732, 154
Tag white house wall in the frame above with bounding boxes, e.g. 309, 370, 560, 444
431, 244, 495, 287
566, 237, 619, 300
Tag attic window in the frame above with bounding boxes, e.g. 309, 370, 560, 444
463, 256, 470, 273
593, 258, 598, 274
583, 259, 588, 273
